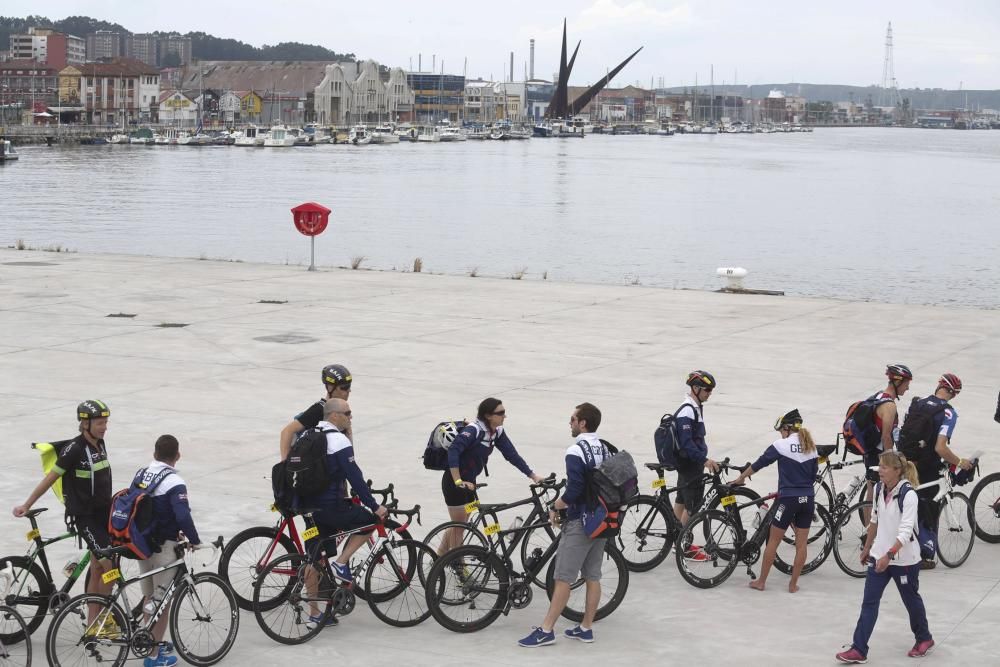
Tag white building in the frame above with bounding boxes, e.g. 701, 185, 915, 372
313, 59, 414, 126
159, 90, 198, 126
218, 91, 242, 124
464, 79, 500, 123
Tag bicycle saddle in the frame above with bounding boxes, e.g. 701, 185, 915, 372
25, 508, 48, 519
645, 462, 667, 472
816, 444, 837, 459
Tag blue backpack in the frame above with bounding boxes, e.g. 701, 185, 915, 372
876, 481, 936, 561
108, 468, 174, 560
654, 406, 694, 470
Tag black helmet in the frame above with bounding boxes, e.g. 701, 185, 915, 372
77, 400, 110, 421
321, 364, 352, 388
774, 409, 802, 431
885, 364, 913, 381
686, 370, 717, 390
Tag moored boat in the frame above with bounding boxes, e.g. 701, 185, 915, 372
0, 139, 19, 161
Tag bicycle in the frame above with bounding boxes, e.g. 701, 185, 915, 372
0, 508, 139, 643
44, 536, 238, 667
675, 485, 834, 589
969, 465, 1000, 543
0, 566, 32, 666
218, 481, 408, 610
252, 507, 435, 643
615, 458, 762, 572
422, 478, 629, 633
832, 461, 977, 577
422, 475, 562, 588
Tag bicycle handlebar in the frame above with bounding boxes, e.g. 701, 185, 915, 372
389, 504, 422, 526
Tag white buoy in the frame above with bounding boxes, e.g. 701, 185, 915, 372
717, 267, 748, 290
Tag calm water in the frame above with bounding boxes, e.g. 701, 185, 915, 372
3, 128, 999, 307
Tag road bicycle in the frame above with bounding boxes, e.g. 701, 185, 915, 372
0, 566, 32, 666
252, 508, 435, 643
422, 474, 563, 588
0, 508, 138, 643
615, 458, 762, 572
44, 537, 238, 667
832, 461, 978, 577
218, 481, 407, 609
675, 485, 834, 588
969, 467, 1000, 543
422, 477, 629, 633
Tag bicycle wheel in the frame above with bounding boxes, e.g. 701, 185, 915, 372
347, 518, 413, 602
832, 500, 871, 578
252, 554, 328, 645
814, 478, 834, 512
424, 545, 509, 633
675, 510, 740, 589
422, 521, 489, 558
970, 472, 1000, 543
937, 493, 975, 568
518, 524, 558, 587
0, 606, 31, 666
707, 487, 761, 539
170, 572, 239, 666
773, 503, 834, 575
0, 555, 52, 642
364, 540, 436, 627
545, 541, 629, 622
218, 525, 298, 611
45, 593, 128, 667
615, 495, 676, 572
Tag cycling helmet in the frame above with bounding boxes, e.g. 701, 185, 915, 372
321, 364, 352, 388
774, 409, 802, 431
686, 370, 717, 390
432, 421, 464, 450
885, 364, 913, 381
938, 373, 962, 395
77, 400, 110, 421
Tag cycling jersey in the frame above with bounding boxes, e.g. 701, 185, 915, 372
561, 433, 609, 520
294, 399, 325, 431
750, 433, 819, 497
52, 435, 112, 516
446, 420, 533, 484
302, 421, 378, 510
136, 461, 201, 547
675, 395, 708, 466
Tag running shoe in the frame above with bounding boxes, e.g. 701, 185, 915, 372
835, 646, 868, 663
564, 625, 594, 643
908, 639, 935, 657
305, 612, 339, 630
330, 560, 353, 584
518, 627, 555, 648
683, 545, 709, 561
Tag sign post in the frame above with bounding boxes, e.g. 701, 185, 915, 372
290, 202, 331, 271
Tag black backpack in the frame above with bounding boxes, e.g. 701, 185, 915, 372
422, 420, 471, 471
282, 427, 334, 498
898, 396, 949, 465
654, 406, 694, 470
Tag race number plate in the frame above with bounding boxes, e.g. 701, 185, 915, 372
464, 500, 480, 514
818, 457, 828, 465
269, 503, 279, 512
720, 495, 737, 507
102, 568, 121, 584
483, 524, 500, 536
26, 529, 40, 541
302, 526, 320, 540
652, 478, 666, 489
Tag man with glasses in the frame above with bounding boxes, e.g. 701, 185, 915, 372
673, 371, 721, 532
279, 364, 353, 459
898, 373, 972, 569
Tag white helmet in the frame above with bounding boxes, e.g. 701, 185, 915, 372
433, 421, 462, 450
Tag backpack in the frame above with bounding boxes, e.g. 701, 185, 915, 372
578, 441, 639, 539
842, 395, 892, 456
32, 440, 74, 506
422, 420, 471, 471
108, 468, 175, 560
654, 406, 692, 470
898, 396, 949, 466
875, 481, 935, 561
282, 427, 334, 498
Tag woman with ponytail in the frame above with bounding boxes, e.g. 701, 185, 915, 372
732, 409, 818, 593
835, 450, 933, 663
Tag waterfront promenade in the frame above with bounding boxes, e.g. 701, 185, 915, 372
1, 248, 998, 665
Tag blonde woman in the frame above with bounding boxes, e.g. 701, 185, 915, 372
732, 409, 818, 593
836, 450, 933, 663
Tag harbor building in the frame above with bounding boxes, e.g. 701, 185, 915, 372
57, 58, 161, 124
314, 60, 414, 125
406, 72, 464, 123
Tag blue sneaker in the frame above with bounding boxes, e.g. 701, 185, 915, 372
564, 625, 594, 643
143, 647, 178, 667
305, 613, 339, 630
330, 561, 353, 584
518, 627, 555, 648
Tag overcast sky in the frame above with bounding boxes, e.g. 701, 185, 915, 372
7, 0, 999, 89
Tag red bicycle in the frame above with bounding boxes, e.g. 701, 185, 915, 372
218, 482, 415, 610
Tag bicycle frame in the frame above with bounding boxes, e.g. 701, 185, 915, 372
7, 512, 91, 610
467, 483, 560, 548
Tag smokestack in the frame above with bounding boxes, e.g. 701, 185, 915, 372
510, 51, 514, 82
432, 54, 436, 72
529, 39, 535, 79
418, 54, 422, 71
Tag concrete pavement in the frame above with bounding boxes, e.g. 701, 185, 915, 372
2, 248, 998, 666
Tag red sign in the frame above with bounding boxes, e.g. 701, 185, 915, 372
291, 202, 331, 237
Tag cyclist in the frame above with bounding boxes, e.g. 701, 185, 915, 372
836, 451, 933, 663
300, 398, 387, 628
135, 434, 201, 667
279, 364, 352, 459
731, 409, 818, 593
898, 373, 973, 570
519, 402, 607, 647
859, 364, 912, 523
673, 371, 721, 530
12, 400, 116, 603
442, 398, 544, 553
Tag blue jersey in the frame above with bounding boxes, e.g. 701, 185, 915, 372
561, 434, 609, 520
675, 396, 708, 467
446, 420, 533, 483
750, 434, 819, 497
138, 461, 201, 546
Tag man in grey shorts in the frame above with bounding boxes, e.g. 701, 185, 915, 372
519, 402, 608, 648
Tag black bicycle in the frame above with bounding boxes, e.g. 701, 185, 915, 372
615, 458, 762, 572
969, 467, 1000, 543
0, 566, 31, 666
423, 477, 629, 633
675, 485, 834, 588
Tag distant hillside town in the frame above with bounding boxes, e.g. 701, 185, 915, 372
1, 15, 997, 130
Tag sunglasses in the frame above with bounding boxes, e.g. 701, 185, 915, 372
332, 410, 352, 417
491, 410, 506, 416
